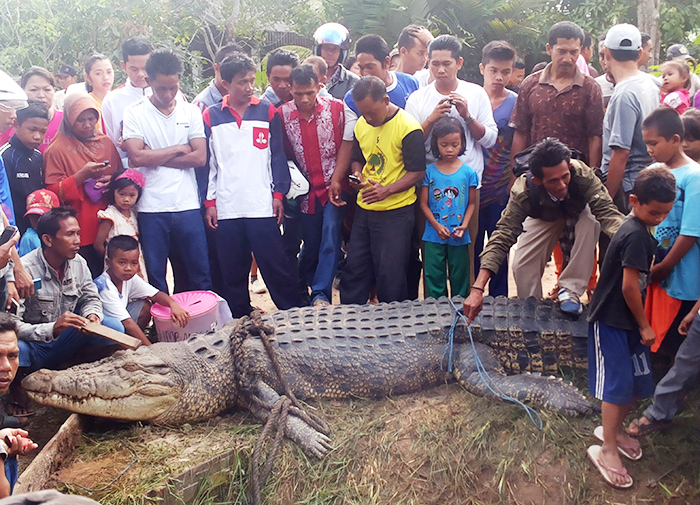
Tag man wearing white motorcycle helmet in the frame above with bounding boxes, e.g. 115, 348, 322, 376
313, 23, 359, 100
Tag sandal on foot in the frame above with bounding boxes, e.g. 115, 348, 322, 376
587, 445, 633, 490
626, 417, 672, 438
593, 426, 642, 461
2, 399, 37, 419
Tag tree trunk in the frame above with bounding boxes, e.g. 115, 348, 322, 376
225, 0, 240, 43
637, 0, 661, 66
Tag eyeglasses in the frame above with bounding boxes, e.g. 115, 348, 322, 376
0, 100, 28, 113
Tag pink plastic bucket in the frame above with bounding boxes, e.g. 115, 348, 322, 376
151, 290, 220, 342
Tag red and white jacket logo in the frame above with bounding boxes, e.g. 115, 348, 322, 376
253, 127, 269, 149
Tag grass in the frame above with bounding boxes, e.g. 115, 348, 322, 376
48, 373, 700, 505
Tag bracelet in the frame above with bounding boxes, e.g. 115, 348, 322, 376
471, 286, 484, 293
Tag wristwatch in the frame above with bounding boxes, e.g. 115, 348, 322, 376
464, 114, 475, 126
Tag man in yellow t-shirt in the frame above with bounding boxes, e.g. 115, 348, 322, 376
340, 76, 426, 304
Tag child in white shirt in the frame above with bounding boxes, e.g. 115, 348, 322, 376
94, 235, 188, 345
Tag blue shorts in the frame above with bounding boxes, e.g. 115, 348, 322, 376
588, 321, 654, 405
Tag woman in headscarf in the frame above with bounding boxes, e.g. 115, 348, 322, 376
43, 94, 122, 277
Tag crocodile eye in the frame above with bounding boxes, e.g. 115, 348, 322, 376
122, 362, 140, 372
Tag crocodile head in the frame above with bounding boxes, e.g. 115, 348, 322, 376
22, 330, 239, 425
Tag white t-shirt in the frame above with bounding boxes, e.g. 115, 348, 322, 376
94, 271, 158, 322
404, 80, 497, 184
101, 79, 153, 162
122, 97, 206, 213
414, 68, 432, 87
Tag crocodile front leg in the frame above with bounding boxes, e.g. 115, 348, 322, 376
246, 380, 333, 458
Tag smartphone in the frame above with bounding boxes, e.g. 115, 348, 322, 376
0, 226, 17, 246
7, 298, 20, 315
348, 174, 362, 184
102, 160, 110, 166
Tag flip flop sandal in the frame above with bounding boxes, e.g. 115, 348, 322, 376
2, 400, 37, 419
594, 426, 642, 461
626, 417, 672, 438
587, 445, 633, 490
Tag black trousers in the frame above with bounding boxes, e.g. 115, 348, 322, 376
217, 217, 306, 317
340, 205, 415, 305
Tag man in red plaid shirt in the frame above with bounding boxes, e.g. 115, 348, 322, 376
278, 64, 346, 306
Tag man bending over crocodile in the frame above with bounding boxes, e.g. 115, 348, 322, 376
464, 138, 624, 319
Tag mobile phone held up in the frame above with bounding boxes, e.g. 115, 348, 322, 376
0, 226, 17, 246
348, 174, 362, 185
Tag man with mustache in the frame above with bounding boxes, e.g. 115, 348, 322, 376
509, 21, 605, 312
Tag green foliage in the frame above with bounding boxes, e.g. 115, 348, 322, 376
0, 0, 325, 98
2, 0, 700, 99
255, 45, 314, 92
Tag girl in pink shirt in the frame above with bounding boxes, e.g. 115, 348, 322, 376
660, 60, 691, 114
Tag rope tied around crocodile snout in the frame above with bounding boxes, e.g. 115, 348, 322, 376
238, 311, 330, 505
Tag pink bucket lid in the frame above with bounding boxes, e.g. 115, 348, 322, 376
151, 290, 219, 318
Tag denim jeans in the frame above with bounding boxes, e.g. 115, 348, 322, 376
18, 316, 124, 372
4, 457, 17, 493
138, 210, 212, 294
475, 201, 509, 297
299, 197, 347, 304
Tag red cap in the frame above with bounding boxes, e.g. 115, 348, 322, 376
24, 189, 60, 217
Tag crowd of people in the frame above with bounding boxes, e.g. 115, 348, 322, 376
0, 17, 698, 494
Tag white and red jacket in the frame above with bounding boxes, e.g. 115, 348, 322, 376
203, 95, 290, 220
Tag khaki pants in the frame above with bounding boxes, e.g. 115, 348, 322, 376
512, 205, 600, 298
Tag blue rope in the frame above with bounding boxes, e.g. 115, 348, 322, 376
446, 299, 543, 431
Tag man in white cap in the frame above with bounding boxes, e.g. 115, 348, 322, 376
0, 72, 27, 136
0, 71, 35, 306
601, 23, 659, 214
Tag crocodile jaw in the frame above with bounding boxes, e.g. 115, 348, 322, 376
26, 381, 177, 421
22, 348, 181, 422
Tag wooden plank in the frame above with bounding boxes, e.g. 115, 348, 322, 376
14, 414, 85, 494
81, 321, 142, 350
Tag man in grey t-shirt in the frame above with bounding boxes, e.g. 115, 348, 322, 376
601, 24, 659, 213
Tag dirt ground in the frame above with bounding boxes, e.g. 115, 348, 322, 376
38, 383, 700, 505
22, 249, 614, 505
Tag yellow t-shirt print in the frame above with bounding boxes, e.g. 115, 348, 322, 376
365, 145, 387, 183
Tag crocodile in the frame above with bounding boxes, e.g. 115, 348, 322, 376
22, 297, 594, 458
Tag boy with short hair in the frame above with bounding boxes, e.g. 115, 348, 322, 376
102, 37, 154, 164
0, 101, 49, 232
587, 167, 676, 489
192, 44, 242, 112
639, 107, 700, 369
122, 49, 212, 294
262, 48, 299, 106
203, 52, 305, 317
18, 189, 59, 256
95, 235, 188, 346
278, 64, 345, 306
475, 40, 517, 297
302, 56, 332, 98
